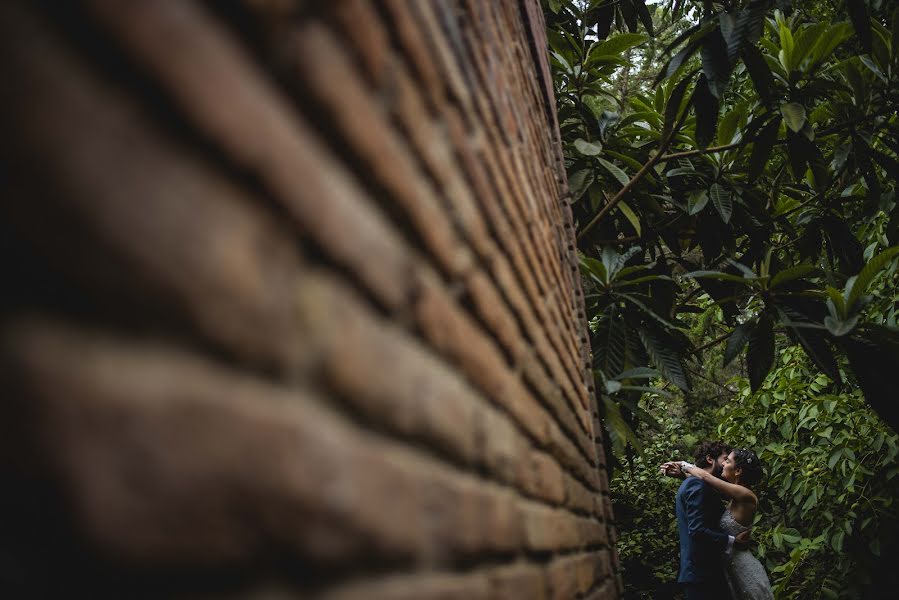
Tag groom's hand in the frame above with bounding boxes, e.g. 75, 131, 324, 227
659, 461, 684, 478
734, 529, 753, 549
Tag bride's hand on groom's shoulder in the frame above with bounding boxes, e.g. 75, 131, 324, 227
735, 529, 753, 549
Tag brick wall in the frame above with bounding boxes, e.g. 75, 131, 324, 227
0, 1, 621, 598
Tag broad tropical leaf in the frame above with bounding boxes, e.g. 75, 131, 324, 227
747, 312, 775, 391
710, 183, 732, 223
639, 328, 691, 391
724, 322, 753, 367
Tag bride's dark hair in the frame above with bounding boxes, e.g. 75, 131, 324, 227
732, 448, 764, 486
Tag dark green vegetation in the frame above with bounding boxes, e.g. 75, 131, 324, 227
543, 0, 899, 597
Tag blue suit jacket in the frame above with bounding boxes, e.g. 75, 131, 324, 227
676, 475, 729, 583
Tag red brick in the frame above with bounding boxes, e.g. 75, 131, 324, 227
414, 273, 551, 447
489, 563, 546, 600
522, 450, 566, 505
545, 555, 577, 600
584, 578, 618, 600
290, 22, 474, 279
1, 1, 621, 597
295, 272, 481, 466
521, 503, 580, 553
324, 572, 491, 600
88, 0, 418, 313
564, 473, 596, 515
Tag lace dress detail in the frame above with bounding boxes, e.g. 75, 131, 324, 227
719, 508, 774, 600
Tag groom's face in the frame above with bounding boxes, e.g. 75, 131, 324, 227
712, 452, 728, 478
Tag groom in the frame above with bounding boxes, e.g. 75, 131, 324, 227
663, 440, 744, 600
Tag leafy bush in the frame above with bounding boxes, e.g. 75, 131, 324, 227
718, 347, 899, 598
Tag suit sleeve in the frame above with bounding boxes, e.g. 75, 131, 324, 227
682, 478, 729, 551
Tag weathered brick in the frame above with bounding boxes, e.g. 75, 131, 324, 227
417, 470, 523, 562
295, 272, 481, 466
584, 578, 618, 600
575, 552, 602, 594
0, 6, 309, 373
578, 517, 609, 547
290, 21, 475, 278
324, 572, 491, 600
489, 563, 546, 600
0, 1, 620, 598
3, 320, 427, 565
521, 503, 581, 553
545, 555, 577, 600
594, 549, 613, 579
325, 0, 392, 87
87, 0, 418, 314
522, 450, 566, 505
564, 473, 596, 515
414, 272, 551, 447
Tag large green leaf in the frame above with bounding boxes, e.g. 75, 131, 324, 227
597, 157, 631, 187
684, 270, 752, 284
654, 22, 715, 85
600, 394, 642, 455
792, 23, 828, 70
723, 322, 752, 367
778, 19, 795, 73
693, 74, 719, 148
747, 312, 775, 391
717, 108, 741, 146
781, 103, 807, 133
590, 33, 649, 58
574, 138, 603, 156
710, 183, 733, 223
806, 23, 853, 74
742, 45, 775, 103
617, 199, 642, 236
620, 293, 683, 331
700, 27, 732, 98
844, 325, 899, 434
568, 168, 594, 202
748, 117, 781, 181
688, 189, 709, 215
639, 328, 691, 391
847, 0, 873, 53
633, 0, 654, 36
846, 246, 899, 309
594, 311, 627, 376
727, 0, 769, 62
770, 264, 819, 288
663, 72, 696, 134
615, 367, 661, 380
580, 255, 608, 284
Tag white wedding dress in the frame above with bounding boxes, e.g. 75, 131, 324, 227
719, 507, 774, 599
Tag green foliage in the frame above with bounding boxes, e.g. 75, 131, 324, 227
545, 0, 899, 454
547, 1, 899, 595
610, 392, 709, 599
718, 347, 899, 598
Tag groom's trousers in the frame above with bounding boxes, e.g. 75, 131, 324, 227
682, 579, 732, 600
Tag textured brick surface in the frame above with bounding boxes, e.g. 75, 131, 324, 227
0, 0, 618, 597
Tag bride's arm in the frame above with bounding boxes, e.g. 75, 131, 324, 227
681, 463, 757, 504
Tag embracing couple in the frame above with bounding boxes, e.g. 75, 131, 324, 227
661, 440, 773, 600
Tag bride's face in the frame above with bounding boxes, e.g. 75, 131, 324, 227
721, 451, 740, 483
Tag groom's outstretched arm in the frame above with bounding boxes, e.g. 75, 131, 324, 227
682, 478, 729, 551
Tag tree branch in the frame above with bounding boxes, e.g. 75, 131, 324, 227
577, 115, 686, 242
694, 329, 732, 353
660, 140, 745, 161
658, 106, 897, 162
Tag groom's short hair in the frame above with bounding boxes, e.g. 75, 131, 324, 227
693, 440, 731, 467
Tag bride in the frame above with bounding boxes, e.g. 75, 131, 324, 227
678, 448, 774, 600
